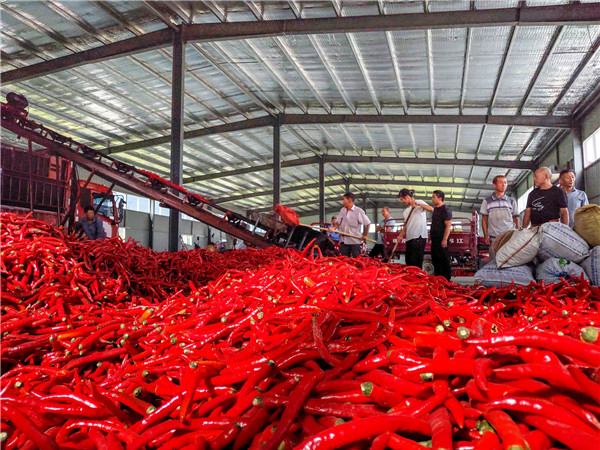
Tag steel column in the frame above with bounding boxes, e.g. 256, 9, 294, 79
273, 116, 281, 207
27, 141, 34, 213
372, 204, 378, 229
169, 29, 185, 252
318, 155, 325, 223
572, 121, 585, 191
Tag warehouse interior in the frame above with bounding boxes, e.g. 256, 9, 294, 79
2, 1, 599, 252
4, 2, 600, 449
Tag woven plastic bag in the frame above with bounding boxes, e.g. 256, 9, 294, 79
538, 222, 590, 263
580, 246, 600, 286
573, 204, 600, 247
495, 228, 541, 269
475, 261, 535, 287
535, 258, 588, 284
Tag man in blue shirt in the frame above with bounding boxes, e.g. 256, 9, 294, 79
558, 169, 589, 228
76, 206, 106, 240
327, 217, 340, 244
369, 206, 395, 259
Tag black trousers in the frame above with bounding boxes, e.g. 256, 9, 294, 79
340, 243, 362, 258
405, 237, 426, 269
369, 243, 385, 259
431, 239, 451, 281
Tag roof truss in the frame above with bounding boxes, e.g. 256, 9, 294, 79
3, 3, 599, 84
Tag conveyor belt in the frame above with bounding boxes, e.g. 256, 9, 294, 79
1, 102, 276, 249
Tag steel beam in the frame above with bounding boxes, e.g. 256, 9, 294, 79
573, 79, 600, 121
281, 114, 569, 128
550, 33, 600, 114
255, 193, 482, 213
324, 155, 536, 170
300, 203, 479, 218
519, 26, 564, 113
107, 116, 274, 154
1, 28, 172, 84
212, 177, 491, 204
182, 4, 600, 39
105, 113, 569, 156
184, 157, 318, 183
169, 29, 185, 252
3, 4, 599, 84
185, 155, 533, 184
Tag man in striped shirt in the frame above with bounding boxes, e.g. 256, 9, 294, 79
480, 175, 520, 254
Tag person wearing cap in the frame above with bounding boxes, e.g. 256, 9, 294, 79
397, 188, 433, 269
329, 192, 371, 258
479, 175, 520, 257
523, 167, 568, 228
369, 206, 395, 259
76, 206, 106, 240
558, 169, 588, 228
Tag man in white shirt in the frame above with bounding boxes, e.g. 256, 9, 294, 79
329, 192, 371, 258
397, 188, 433, 269
558, 169, 589, 228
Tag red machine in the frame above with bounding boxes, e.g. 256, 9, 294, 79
382, 211, 489, 276
1, 144, 123, 238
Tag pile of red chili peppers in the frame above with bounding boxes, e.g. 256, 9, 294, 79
2, 212, 600, 449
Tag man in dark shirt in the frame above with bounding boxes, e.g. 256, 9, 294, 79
76, 206, 106, 240
430, 190, 452, 281
523, 167, 568, 228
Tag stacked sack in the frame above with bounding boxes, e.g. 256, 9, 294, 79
475, 221, 594, 287
575, 205, 600, 286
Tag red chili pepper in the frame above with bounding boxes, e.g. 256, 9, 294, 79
517, 413, 599, 450
430, 407, 453, 450
482, 409, 526, 450
261, 369, 323, 450
521, 430, 552, 450
468, 332, 600, 367
486, 396, 598, 436
296, 413, 431, 450
1, 402, 60, 449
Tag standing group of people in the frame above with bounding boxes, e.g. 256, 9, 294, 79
327, 167, 589, 281
327, 189, 453, 281
483, 168, 588, 257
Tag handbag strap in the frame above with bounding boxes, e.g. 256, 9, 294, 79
404, 205, 416, 227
